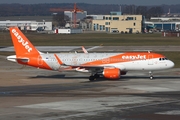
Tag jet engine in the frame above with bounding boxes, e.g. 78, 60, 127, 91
103, 68, 121, 79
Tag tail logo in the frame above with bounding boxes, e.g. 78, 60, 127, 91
12, 29, 32, 53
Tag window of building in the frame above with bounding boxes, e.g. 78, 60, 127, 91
106, 27, 109, 32
103, 16, 105, 20
126, 17, 134, 20
134, 23, 136, 26
97, 24, 99, 30
113, 17, 119, 20
38, 23, 43, 25
103, 25, 105, 30
93, 24, 96, 30
100, 25, 103, 30
105, 22, 110, 25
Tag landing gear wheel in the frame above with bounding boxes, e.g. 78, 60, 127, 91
94, 74, 100, 78
150, 76, 153, 80
89, 76, 95, 81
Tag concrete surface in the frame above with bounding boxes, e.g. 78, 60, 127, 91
0, 46, 180, 52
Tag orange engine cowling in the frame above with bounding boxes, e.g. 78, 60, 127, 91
103, 68, 121, 79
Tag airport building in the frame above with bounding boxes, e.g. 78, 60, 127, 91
0, 20, 52, 31
150, 17, 180, 22
64, 11, 87, 21
145, 16, 180, 31
145, 21, 180, 32
92, 13, 143, 33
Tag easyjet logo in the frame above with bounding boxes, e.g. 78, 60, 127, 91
122, 55, 146, 60
12, 29, 32, 53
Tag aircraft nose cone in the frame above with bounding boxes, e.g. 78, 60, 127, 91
168, 60, 174, 68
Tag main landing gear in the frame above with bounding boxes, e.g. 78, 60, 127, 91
149, 71, 153, 80
89, 74, 100, 81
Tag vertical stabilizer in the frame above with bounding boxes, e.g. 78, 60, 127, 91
9, 27, 39, 56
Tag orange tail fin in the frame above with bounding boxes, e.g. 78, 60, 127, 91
9, 27, 39, 56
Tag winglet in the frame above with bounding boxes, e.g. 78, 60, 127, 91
82, 46, 88, 53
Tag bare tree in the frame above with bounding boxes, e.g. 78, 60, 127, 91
53, 13, 70, 27
123, 5, 136, 15
136, 6, 147, 16
146, 6, 163, 19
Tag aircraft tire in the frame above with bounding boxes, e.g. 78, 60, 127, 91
94, 74, 100, 78
150, 76, 153, 80
89, 76, 95, 81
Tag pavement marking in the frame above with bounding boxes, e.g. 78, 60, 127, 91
156, 110, 180, 115
0, 46, 80, 52
17, 96, 154, 112
31, 99, 180, 120
1, 46, 180, 52
124, 85, 176, 92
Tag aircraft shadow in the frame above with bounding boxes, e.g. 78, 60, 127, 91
30, 74, 88, 80
29, 74, 180, 81
29, 74, 110, 82
121, 76, 180, 80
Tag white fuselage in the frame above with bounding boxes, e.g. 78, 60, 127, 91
38, 53, 174, 71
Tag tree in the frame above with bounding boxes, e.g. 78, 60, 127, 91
52, 13, 70, 27
146, 6, 163, 19
136, 6, 147, 16
123, 5, 136, 15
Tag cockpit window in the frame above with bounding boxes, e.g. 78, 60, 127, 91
159, 57, 168, 61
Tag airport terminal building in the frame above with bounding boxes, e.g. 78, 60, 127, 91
0, 20, 52, 31
92, 12, 143, 33
91, 13, 180, 33
145, 17, 180, 32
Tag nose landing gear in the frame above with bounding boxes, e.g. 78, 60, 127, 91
149, 71, 153, 80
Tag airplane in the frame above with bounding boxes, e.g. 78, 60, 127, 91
7, 27, 174, 81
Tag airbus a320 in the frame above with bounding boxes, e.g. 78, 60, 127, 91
7, 27, 174, 81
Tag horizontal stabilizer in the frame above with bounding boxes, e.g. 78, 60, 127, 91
7, 55, 29, 63
16, 58, 29, 63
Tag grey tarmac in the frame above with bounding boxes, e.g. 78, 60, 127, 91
0, 46, 180, 52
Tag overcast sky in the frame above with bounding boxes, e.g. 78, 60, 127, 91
0, 0, 179, 5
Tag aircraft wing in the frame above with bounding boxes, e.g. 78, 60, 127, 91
61, 64, 116, 72
63, 63, 115, 69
